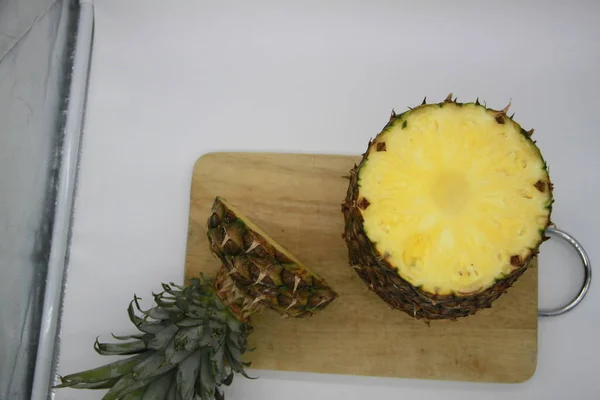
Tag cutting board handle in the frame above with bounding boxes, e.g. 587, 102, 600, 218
538, 227, 592, 317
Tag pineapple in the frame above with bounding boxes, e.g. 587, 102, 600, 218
55, 197, 338, 399
342, 94, 553, 321
207, 196, 338, 318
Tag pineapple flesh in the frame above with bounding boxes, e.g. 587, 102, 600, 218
342, 95, 553, 320
207, 196, 339, 319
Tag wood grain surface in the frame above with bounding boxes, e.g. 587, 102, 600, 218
184, 152, 538, 383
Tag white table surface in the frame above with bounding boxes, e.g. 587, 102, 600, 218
55, 1, 600, 399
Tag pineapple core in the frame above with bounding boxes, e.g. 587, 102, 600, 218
357, 103, 551, 295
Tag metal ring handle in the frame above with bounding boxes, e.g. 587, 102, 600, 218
538, 226, 592, 317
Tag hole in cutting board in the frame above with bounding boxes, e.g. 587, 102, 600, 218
537, 236, 585, 311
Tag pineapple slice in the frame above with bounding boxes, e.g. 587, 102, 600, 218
342, 95, 553, 320
208, 196, 338, 318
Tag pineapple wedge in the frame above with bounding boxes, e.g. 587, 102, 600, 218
207, 196, 338, 319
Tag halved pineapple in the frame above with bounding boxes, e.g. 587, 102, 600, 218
342, 95, 553, 320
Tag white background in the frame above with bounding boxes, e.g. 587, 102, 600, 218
56, 1, 600, 399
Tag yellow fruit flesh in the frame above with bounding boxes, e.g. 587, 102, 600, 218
358, 103, 551, 295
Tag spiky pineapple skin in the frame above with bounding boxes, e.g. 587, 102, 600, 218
341, 97, 553, 321
207, 197, 338, 319
215, 264, 264, 322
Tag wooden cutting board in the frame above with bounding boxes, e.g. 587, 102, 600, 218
184, 152, 538, 383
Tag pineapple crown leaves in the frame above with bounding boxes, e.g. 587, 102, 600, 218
54, 274, 256, 400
